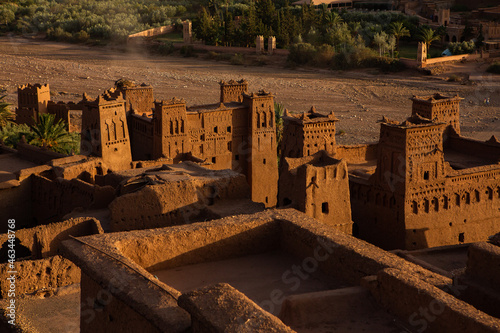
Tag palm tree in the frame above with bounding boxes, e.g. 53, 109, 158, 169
29, 113, 78, 154
0, 95, 14, 128
417, 27, 440, 49
388, 21, 410, 53
325, 11, 343, 28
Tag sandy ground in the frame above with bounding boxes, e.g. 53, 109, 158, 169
1, 36, 499, 144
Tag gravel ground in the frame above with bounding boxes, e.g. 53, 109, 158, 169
1, 35, 499, 144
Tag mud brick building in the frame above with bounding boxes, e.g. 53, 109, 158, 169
278, 151, 353, 234
349, 95, 500, 250
127, 79, 278, 207
280, 94, 500, 250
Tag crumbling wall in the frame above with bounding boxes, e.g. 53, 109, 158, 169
32, 175, 114, 224
0, 179, 33, 233
178, 283, 294, 332
0, 217, 103, 259
109, 171, 251, 232
0, 255, 79, 298
16, 142, 67, 164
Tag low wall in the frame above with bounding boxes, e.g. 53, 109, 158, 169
128, 25, 175, 42
16, 142, 67, 164
465, 242, 500, 292
370, 268, 500, 333
174, 43, 290, 56
335, 144, 378, 164
0, 255, 79, 298
0, 217, 103, 259
422, 53, 482, 68
447, 135, 500, 163
178, 283, 294, 332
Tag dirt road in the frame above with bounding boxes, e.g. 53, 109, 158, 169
1, 36, 498, 143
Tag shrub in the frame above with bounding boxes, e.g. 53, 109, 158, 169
180, 45, 196, 57
448, 41, 475, 55
158, 41, 174, 55
487, 62, 500, 74
448, 74, 461, 82
206, 51, 218, 60
230, 53, 245, 65
252, 55, 268, 66
313, 44, 336, 67
375, 58, 407, 72
332, 46, 377, 70
287, 43, 316, 65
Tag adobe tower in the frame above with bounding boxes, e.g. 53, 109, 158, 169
80, 92, 132, 170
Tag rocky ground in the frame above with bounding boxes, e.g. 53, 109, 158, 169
1, 35, 499, 144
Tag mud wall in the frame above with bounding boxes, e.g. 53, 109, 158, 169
0, 179, 33, 233
0, 255, 79, 298
32, 175, 115, 224
116, 216, 280, 271
277, 211, 448, 287
465, 242, 500, 292
335, 144, 378, 164
371, 268, 500, 333
446, 136, 500, 163
80, 273, 164, 333
0, 217, 103, 259
109, 172, 251, 232
178, 283, 294, 332
16, 142, 67, 164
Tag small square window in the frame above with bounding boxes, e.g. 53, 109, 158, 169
227, 126, 231, 133
212, 157, 216, 164
424, 171, 429, 180
214, 126, 218, 133
263, 159, 266, 164
235, 155, 239, 161
322, 202, 329, 214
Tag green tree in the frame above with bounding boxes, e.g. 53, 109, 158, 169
0, 95, 14, 128
29, 114, 79, 154
0, 7, 15, 27
388, 21, 410, 53
417, 27, 440, 49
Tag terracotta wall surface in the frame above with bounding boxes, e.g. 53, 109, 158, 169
0, 255, 79, 298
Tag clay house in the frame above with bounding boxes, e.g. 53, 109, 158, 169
278, 150, 353, 234
280, 94, 500, 250
15, 80, 279, 208
126, 79, 279, 208
349, 94, 500, 250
